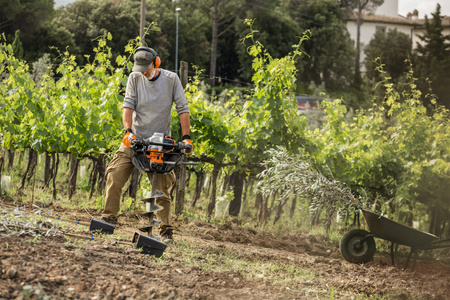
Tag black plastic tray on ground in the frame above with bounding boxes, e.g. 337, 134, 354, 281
132, 232, 167, 257
89, 218, 115, 235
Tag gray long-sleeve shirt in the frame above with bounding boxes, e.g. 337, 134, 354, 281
123, 70, 189, 140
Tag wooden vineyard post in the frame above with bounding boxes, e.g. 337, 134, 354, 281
174, 61, 188, 215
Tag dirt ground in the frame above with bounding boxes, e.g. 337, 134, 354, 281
0, 199, 449, 300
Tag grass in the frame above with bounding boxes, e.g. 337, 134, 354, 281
166, 240, 401, 300
167, 239, 316, 288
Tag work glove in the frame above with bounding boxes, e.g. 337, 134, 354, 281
182, 135, 193, 155
122, 129, 136, 147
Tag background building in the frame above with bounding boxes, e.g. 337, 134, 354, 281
346, 0, 450, 71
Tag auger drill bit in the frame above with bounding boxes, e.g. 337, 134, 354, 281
139, 176, 165, 237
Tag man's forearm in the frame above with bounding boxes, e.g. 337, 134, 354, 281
123, 108, 134, 130
179, 112, 190, 137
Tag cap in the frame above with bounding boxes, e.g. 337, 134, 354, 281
132, 50, 155, 72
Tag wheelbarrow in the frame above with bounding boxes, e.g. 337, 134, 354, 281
340, 209, 450, 270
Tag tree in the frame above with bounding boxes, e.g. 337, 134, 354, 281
281, 0, 356, 93
0, 0, 54, 62
413, 4, 450, 109
202, 0, 246, 87
343, 0, 384, 85
89, 0, 141, 58
364, 28, 412, 82
144, 0, 211, 73
46, 0, 140, 65
45, 0, 212, 74
415, 4, 450, 63
237, 0, 300, 83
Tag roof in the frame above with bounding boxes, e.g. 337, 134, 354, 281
347, 12, 424, 26
347, 12, 450, 29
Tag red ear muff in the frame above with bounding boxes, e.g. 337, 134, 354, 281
154, 56, 161, 68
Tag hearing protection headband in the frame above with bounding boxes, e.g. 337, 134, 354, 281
136, 46, 161, 68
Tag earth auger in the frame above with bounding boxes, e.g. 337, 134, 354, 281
128, 133, 192, 257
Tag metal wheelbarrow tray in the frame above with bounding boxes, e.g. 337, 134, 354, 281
340, 209, 450, 270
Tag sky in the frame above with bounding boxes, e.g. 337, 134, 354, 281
54, 0, 450, 18
54, 0, 74, 8
398, 0, 450, 18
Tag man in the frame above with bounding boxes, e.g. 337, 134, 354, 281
101, 46, 192, 242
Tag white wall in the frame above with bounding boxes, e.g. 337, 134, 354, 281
347, 21, 413, 48
373, 0, 399, 18
347, 21, 414, 71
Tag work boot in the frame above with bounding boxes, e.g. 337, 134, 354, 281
101, 215, 118, 225
160, 228, 174, 244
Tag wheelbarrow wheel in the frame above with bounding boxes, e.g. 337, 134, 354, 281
340, 229, 376, 264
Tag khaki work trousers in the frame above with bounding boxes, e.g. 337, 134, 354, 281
101, 144, 176, 230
